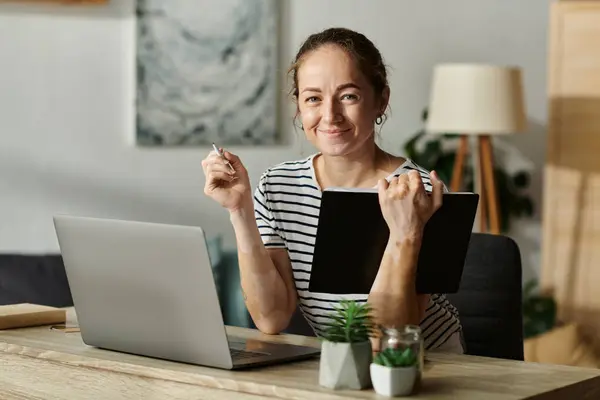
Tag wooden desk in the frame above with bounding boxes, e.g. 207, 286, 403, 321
1, 308, 599, 399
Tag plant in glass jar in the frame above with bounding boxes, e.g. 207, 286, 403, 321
318, 300, 375, 390
370, 327, 422, 397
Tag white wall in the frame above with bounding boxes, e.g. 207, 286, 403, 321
0, 0, 550, 282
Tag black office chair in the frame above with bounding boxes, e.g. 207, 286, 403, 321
284, 306, 316, 336
446, 233, 524, 361
284, 233, 524, 361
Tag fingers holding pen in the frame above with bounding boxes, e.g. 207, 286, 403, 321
202, 155, 237, 182
221, 150, 243, 174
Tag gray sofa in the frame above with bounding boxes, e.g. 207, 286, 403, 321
0, 254, 73, 307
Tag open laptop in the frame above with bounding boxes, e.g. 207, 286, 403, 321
53, 215, 320, 370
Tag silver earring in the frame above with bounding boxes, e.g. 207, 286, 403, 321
376, 115, 383, 125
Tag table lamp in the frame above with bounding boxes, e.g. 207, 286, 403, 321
425, 63, 526, 234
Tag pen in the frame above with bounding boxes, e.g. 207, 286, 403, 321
212, 142, 236, 173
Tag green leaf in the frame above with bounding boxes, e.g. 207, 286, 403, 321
421, 140, 442, 170
442, 133, 461, 139
513, 171, 530, 188
523, 279, 538, 298
435, 153, 455, 186
373, 347, 418, 367
522, 279, 557, 339
520, 197, 534, 216
319, 300, 374, 343
404, 131, 425, 160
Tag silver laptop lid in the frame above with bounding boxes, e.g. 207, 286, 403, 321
53, 215, 233, 369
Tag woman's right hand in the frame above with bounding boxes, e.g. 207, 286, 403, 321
202, 149, 252, 212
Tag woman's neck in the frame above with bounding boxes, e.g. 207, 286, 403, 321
315, 143, 401, 189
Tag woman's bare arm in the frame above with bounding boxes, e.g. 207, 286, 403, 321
368, 170, 442, 347
230, 200, 297, 334
368, 237, 429, 328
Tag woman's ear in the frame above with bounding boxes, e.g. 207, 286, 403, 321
379, 86, 390, 115
294, 110, 303, 130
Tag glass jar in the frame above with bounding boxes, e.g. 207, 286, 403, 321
404, 325, 424, 380
379, 325, 424, 391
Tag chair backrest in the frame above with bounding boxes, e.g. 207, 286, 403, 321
284, 306, 317, 337
446, 233, 524, 360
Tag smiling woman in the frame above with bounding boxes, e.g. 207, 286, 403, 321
202, 27, 464, 353
289, 30, 390, 169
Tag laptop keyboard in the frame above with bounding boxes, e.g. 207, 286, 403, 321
228, 338, 271, 361
230, 348, 269, 361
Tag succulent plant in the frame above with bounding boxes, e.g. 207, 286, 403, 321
319, 300, 375, 343
373, 347, 418, 368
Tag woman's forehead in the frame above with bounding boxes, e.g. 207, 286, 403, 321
297, 46, 367, 89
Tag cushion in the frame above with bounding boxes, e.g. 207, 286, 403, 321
0, 254, 73, 307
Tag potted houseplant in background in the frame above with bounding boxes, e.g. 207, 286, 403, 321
522, 278, 557, 340
370, 346, 419, 397
318, 300, 374, 390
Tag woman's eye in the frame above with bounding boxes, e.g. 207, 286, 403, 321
306, 96, 319, 103
342, 94, 358, 100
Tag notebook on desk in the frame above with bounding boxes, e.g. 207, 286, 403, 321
308, 189, 479, 295
0, 303, 66, 330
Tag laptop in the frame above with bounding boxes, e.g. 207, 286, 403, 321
308, 189, 479, 295
53, 215, 320, 370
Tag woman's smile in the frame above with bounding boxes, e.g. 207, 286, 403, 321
317, 127, 352, 137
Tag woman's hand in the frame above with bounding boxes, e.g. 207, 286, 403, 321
377, 170, 444, 243
202, 149, 252, 212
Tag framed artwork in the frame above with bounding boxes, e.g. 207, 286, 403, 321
135, 0, 279, 146
0, 0, 108, 3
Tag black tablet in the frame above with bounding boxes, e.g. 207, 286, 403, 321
308, 189, 479, 295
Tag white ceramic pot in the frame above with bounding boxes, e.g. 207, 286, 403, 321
370, 362, 417, 397
318, 340, 372, 390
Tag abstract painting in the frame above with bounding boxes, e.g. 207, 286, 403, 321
0, 0, 107, 3
135, 0, 278, 146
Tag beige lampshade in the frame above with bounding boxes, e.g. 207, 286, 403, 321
425, 63, 527, 134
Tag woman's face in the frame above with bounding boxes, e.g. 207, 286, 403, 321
296, 45, 388, 157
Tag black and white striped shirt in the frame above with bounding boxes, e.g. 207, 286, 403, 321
253, 154, 463, 350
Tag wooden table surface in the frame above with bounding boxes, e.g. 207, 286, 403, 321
1, 308, 600, 399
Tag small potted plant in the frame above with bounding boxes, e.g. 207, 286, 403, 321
370, 346, 419, 397
318, 300, 374, 390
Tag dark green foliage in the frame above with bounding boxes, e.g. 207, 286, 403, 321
373, 347, 418, 368
403, 108, 535, 233
522, 279, 557, 339
319, 300, 375, 343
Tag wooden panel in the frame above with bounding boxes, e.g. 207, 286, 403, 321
542, 1, 600, 337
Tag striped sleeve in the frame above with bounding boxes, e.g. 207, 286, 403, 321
253, 172, 286, 248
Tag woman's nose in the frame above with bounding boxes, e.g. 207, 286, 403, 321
321, 99, 343, 123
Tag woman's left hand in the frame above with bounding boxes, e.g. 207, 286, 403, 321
377, 170, 444, 243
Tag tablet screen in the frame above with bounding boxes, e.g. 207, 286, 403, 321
308, 191, 479, 295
